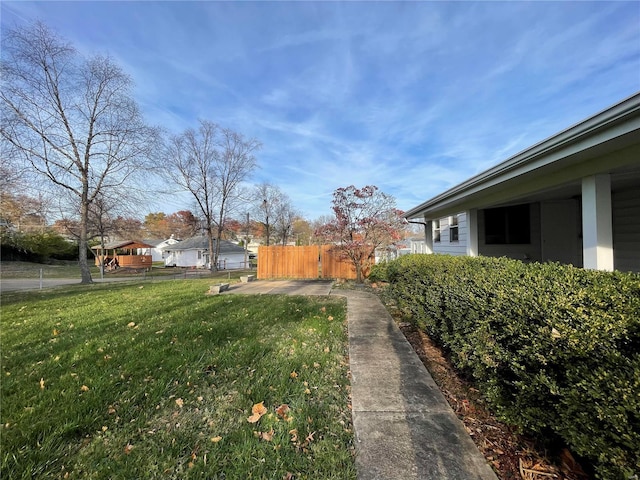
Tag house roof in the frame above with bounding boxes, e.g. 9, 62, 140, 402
91, 240, 154, 250
142, 238, 180, 247
405, 92, 640, 220
163, 235, 246, 254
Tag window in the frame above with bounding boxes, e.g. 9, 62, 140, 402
484, 204, 530, 244
197, 250, 202, 259
449, 215, 459, 242
433, 219, 441, 243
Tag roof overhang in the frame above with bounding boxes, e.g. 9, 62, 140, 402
91, 240, 154, 250
405, 92, 640, 220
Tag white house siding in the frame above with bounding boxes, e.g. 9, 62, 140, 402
613, 187, 640, 272
433, 213, 467, 256
165, 250, 205, 268
216, 253, 248, 270
410, 238, 428, 254
139, 239, 180, 262
478, 203, 543, 262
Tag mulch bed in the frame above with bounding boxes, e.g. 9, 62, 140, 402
396, 320, 590, 480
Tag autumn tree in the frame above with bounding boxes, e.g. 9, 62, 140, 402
0, 22, 157, 283
144, 212, 169, 238
163, 120, 259, 270
316, 185, 405, 283
0, 192, 49, 232
166, 210, 198, 239
292, 217, 312, 245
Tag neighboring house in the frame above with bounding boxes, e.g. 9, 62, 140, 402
409, 237, 428, 254
163, 235, 249, 269
405, 92, 640, 273
137, 236, 180, 262
375, 239, 412, 263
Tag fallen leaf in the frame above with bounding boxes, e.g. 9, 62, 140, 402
175, 398, 184, 408
124, 443, 134, 455
283, 473, 294, 480
127, 322, 136, 328
260, 428, 274, 441
323, 347, 330, 353
39, 378, 45, 389
289, 429, 298, 443
53, 329, 59, 336
289, 371, 298, 379
327, 316, 334, 321
80, 385, 90, 392
210, 436, 222, 443
247, 401, 267, 423
304, 388, 311, 395
276, 404, 290, 419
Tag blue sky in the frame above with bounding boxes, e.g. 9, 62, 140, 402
2, 1, 639, 220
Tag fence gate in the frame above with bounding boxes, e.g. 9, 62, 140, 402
257, 245, 367, 280
257, 245, 320, 279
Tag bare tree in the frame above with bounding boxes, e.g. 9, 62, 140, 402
1, 22, 158, 283
273, 195, 298, 246
164, 120, 259, 270
253, 182, 293, 246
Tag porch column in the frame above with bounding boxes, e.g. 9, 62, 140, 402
466, 209, 478, 257
423, 217, 434, 254
582, 174, 614, 271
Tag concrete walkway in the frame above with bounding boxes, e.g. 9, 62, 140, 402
341, 289, 497, 480
226, 281, 497, 480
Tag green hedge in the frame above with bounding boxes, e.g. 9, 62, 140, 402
382, 254, 640, 479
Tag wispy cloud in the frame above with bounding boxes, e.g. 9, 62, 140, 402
2, 1, 638, 219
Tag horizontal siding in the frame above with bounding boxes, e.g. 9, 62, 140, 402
613, 188, 640, 273
433, 213, 467, 256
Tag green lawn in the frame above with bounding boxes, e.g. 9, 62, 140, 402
1, 280, 355, 479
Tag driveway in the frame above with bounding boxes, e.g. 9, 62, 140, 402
224, 279, 334, 296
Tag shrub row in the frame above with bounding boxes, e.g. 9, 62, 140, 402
377, 255, 640, 479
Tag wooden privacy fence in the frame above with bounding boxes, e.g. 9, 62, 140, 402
257, 245, 369, 280
258, 245, 319, 279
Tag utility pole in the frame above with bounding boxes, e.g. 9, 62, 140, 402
245, 212, 249, 269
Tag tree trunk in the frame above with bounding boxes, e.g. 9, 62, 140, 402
207, 226, 216, 272
78, 196, 93, 284
355, 262, 363, 284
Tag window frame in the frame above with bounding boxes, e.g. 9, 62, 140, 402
449, 215, 459, 242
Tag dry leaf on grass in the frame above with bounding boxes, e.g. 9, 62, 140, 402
276, 404, 290, 420
247, 401, 267, 423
